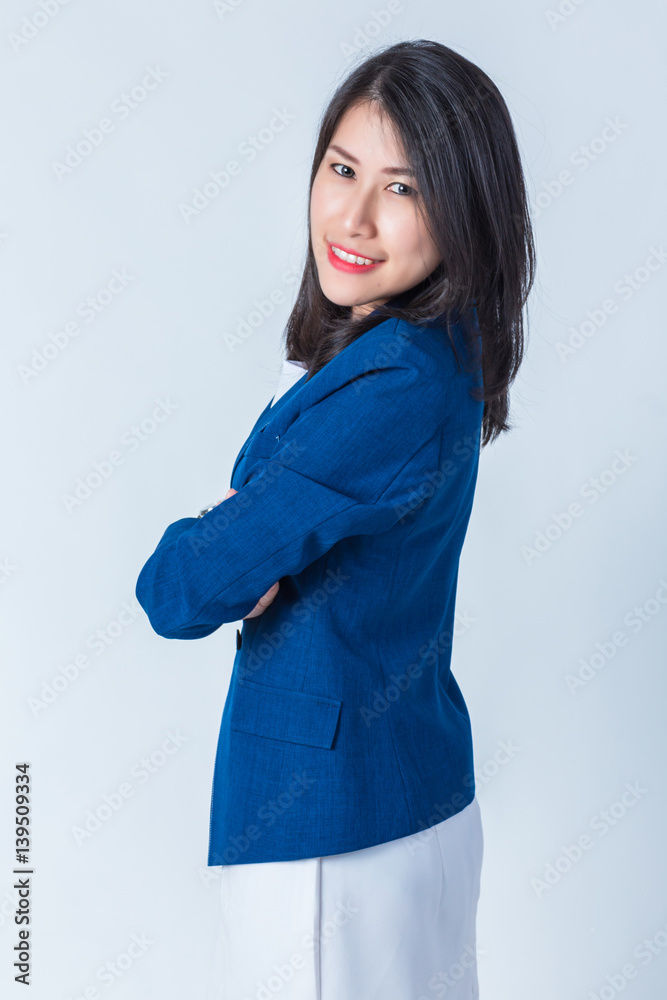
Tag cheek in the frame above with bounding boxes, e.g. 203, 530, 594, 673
415, 214, 441, 269
312, 176, 344, 221
388, 232, 428, 277
395, 221, 440, 276
309, 177, 327, 227
421, 241, 442, 274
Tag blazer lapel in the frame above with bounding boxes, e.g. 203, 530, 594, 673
229, 368, 309, 486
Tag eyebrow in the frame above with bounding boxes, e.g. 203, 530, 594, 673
326, 143, 415, 178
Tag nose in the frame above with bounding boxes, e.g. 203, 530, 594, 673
342, 186, 378, 238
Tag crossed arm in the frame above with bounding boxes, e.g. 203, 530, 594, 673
218, 487, 280, 619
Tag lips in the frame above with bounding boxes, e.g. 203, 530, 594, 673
327, 241, 385, 273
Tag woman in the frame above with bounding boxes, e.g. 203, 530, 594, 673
136, 39, 534, 1000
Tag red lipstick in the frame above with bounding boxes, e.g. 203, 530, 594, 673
327, 241, 385, 274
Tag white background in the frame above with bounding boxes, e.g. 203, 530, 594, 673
2, 1, 666, 998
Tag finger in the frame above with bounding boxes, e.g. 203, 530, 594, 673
256, 582, 280, 607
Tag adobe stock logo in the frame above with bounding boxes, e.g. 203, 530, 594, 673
177, 107, 295, 224
18, 269, 135, 384
521, 449, 638, 566
61, 397, 179, 513
51, 66, 169, 180
8, 0, 73, 53
530, 781, 648, 899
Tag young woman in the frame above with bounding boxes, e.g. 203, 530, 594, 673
136, 38, 534, 1000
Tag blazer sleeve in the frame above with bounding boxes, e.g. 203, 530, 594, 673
135, 351, 445, 638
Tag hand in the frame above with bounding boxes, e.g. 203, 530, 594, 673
219, 488, 280, 619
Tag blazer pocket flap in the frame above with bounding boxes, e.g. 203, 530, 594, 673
231, 678, 342, 749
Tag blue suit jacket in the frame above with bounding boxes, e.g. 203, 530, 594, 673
135, 311, 484, 866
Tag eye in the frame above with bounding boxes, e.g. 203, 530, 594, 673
330, 163, 416, 196
331, 162, 355, 179
387, 181, 414, 197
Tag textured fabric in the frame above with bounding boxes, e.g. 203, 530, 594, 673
135, 311, 485, 865
206, 797, 483, 1000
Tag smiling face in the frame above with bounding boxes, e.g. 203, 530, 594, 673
310, 101, 442, 320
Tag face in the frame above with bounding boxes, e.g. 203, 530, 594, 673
310, 101, 442, 320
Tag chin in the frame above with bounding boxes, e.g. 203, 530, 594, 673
319, 278, 377, 311
316, 281, 352, 310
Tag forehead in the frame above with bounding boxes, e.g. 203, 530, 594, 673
330, 103, 407, 162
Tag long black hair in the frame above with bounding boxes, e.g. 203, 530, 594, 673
282, 39, 535, 447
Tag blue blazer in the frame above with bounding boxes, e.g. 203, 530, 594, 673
135, 310, 484, 866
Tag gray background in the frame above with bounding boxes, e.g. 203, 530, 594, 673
2, 1, 666, 997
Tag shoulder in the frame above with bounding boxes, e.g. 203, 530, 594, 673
342, 313, 481, 407
325, 316, 453, 387
343, 312, 478, 374
396, 312, 481, 374
305, 318, 443, 414
275, 313, 481, 432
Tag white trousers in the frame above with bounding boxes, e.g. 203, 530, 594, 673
206, 797, 483, 1000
